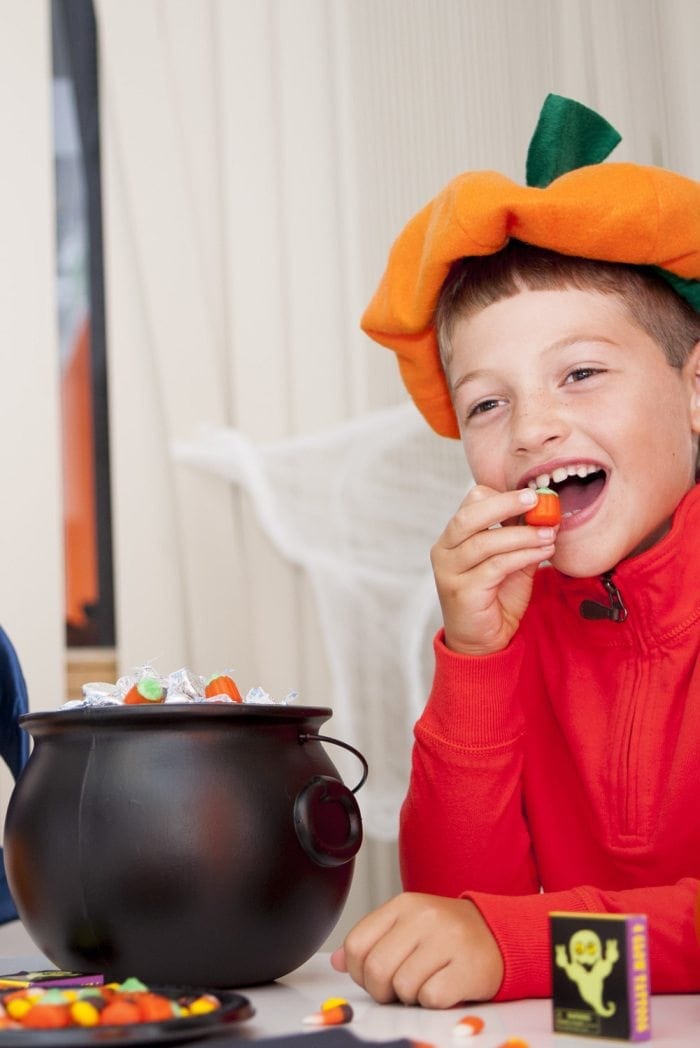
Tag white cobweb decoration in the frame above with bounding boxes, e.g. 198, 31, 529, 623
174, 403, 471, 840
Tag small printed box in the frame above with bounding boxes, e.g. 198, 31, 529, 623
549, 912, 651, 1041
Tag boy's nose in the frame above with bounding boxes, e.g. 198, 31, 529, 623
510, 397, 569, 454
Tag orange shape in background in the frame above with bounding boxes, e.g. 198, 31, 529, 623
62, 316, 98, 631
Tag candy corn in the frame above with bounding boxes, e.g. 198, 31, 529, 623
302, 997, 354, 1026
452, 1014, 485, 1037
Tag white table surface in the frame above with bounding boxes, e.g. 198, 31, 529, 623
0, 923, 698, 1046
239, 954, 699, 1047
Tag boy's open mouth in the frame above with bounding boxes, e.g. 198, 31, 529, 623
526, 463, 607, 518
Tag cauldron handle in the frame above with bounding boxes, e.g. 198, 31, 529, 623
293, 775, 363, 868
298, 733, 368, 793
294, 734, 368, 867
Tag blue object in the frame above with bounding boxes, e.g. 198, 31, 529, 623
0, 627, 30, 923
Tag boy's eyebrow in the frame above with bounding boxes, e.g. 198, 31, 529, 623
450, 367, 491, 392
450, 334, 618, 391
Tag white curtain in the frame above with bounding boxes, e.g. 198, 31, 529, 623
91, 0, 700, 937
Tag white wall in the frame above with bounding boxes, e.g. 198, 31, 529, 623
0, 0, 64, 832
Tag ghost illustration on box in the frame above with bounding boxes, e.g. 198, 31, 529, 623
555, 929, 619, 1017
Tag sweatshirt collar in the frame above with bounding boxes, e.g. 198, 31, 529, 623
555, 484, 700, 641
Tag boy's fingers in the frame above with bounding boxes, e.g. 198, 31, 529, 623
463, 483, 496, 503
354, 913, 446, 1005
415, 959, 473, 1010
464, 546, 555, 592
357, 937, 417, 1004
390, 948, 451, 1007
441, 487, 538, 549
435, 523, 556, 576
329, 946, 347, 972
341, 902, 400, 990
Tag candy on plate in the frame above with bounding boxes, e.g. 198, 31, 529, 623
0, 978, 229, 1031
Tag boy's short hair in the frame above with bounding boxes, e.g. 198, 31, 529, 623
436, 240, 700, 376
436, 239, 700, 481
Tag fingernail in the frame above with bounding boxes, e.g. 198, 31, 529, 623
537, 527, 554, 541
519, 489, 537, 506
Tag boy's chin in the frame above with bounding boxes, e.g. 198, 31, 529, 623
548, 548, 616, 579
550, 515, 675, 578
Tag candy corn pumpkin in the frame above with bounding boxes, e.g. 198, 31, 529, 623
524, 487, 561, 527
204, 674, 242, 702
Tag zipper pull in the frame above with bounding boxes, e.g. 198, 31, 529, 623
579, 571, 628, 622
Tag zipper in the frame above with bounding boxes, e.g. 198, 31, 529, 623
579, 571, 628, 622
579, 570, 634, 835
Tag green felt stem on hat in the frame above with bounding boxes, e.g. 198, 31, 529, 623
526, 93, 622, 188
648, 267, 700, 313
525, 95, 700, 314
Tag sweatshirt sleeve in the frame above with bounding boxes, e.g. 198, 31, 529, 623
466, 878, 700, 1000
399, 630, 539, 898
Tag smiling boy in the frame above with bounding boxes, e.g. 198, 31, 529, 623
438, 244, 700, 597
331, 97, 700, 1006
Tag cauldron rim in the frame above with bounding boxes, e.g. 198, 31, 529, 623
19, 704, 333, 734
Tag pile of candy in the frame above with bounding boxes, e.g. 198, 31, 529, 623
62, 664, 298, 710
0, 977, 221, 1030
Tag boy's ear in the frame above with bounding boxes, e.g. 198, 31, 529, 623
688, 341, 700, 434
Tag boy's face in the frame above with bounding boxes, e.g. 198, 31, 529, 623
448, 287, 700, 577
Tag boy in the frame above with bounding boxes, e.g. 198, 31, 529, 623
330, 96, 700, 1007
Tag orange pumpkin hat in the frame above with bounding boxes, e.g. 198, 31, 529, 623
361, 94, 700, 438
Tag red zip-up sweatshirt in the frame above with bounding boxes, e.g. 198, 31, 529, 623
400, 484, 700, 1000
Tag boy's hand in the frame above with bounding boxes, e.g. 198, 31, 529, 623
431, 484, 557, 655
329, 893, 503, 1008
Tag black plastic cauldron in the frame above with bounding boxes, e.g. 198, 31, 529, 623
3, 704, 367, 987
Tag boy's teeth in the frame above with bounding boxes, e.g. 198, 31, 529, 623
527, 463, 601, 489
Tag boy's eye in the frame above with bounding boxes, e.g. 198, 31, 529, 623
565, 366, 602, 383
467, 397, 503, 418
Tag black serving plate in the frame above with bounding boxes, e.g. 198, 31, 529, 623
0, 987, 254, 1047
